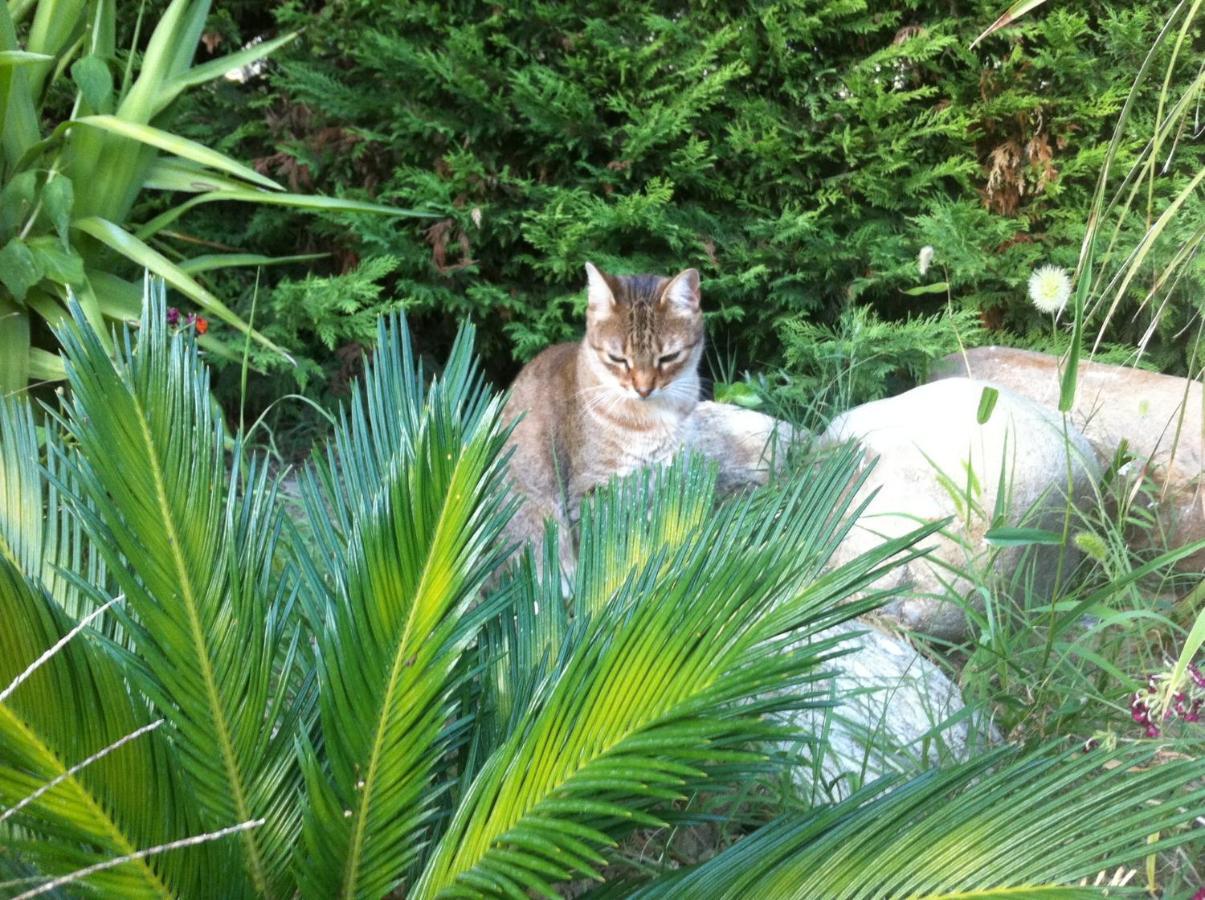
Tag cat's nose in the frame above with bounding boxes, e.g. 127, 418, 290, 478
634, 385, 653, 399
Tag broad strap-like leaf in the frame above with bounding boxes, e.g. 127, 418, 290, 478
51, 288, 305, 897
631, 744, 1205, 898
295, 316, 514, 899
0, 297, 30, 395
72, 217, 289, 358
155, 31, 297, 111
71, 115, 283, 191
134, 188, 433, 241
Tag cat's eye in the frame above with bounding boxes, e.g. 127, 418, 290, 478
657, 350, 681, 366
607, 353, 628, 368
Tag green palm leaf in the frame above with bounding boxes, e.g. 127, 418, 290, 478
632, 743, 1205, 898
0, 395, 191, 897
0, 567, 185, 898
294, 315, 514, 899
50, 288, 307, 897
412, 448, 939, 898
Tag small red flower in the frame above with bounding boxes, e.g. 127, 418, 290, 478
195, 316, 209, 335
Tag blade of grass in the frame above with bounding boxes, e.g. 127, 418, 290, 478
970, 0, 1050, 49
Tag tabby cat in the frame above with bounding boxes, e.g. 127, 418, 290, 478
501, 262, 704, 578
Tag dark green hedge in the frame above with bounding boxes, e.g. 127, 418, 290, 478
168, 1, 1198, 402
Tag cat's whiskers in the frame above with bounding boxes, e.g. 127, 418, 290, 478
574, 383, 613, 401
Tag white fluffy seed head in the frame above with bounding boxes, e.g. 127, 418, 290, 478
1028, 264, 1072, 315
917, 245, 935, 276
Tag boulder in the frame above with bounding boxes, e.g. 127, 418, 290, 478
822, 378, 1099, 641
682, 400, 796, 494
779, 620, 995, 799
932, 346, 1205, 569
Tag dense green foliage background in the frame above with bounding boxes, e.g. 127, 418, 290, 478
162, 1, 1199, 429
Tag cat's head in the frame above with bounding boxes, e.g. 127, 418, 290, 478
581, 261, 704, 410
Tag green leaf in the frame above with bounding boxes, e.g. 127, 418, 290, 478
633, 743, 1205, 898
0, 50, 53, 65
71, 54, 112, 113
72, 216, 291, 360
970, 0, 1051, 48
26, 347, 65, 381
155, 32, 298, 109
0, 296, 30, 393
72, 115, 283, 192
53, 286, 308, 895
26, 236, 85, 286
1162, 603, 1205, 720
976, 386, 999, 424
143, 158, 263, 194
41, 175, 73, 248
713, 380, 763, 409
0, 171, 38, 240
136, 188, 431, 240
1058, 239, 1092, 413
414, 449, 937, 898
177, 252, 328, 275
0, 394, 186, 896
296, 317, 514, 899
87, 270, 143, 319
0, 238, 43, 302
983, 527, 1065, 547
902, 281, 951, 296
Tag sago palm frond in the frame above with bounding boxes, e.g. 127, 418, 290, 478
0, 394, 107, 617
411, 449, 941, 898
0, 397, 189, 897
0, 565, 190, 899
294, 315, 515, 899
467, 448, 878, 787
47, 289, 308, 897
632, 742, 1205, 898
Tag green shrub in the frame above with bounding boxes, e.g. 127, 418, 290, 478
166, 0, 1199, 404
773, 303, 984, 425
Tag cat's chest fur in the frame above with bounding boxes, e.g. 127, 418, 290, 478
565, 382, 692, 510
501, 342, 695, 509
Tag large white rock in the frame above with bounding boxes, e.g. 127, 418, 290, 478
682, 400, 795, 494
779, 620, 994, 798
822, 378, 1100, 641
933, 346, 1205, 570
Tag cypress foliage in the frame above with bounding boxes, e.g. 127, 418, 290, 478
172, 1, 1199, 393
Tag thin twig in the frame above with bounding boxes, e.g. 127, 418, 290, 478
13, 819, 266, 900
0, 596, 121, 705
0, 719, 164, 826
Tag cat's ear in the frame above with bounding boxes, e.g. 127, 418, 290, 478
662, 268, 701, 313
585, 261, 615, 317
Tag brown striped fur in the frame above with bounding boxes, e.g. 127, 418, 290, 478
501, 262, 704, 581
